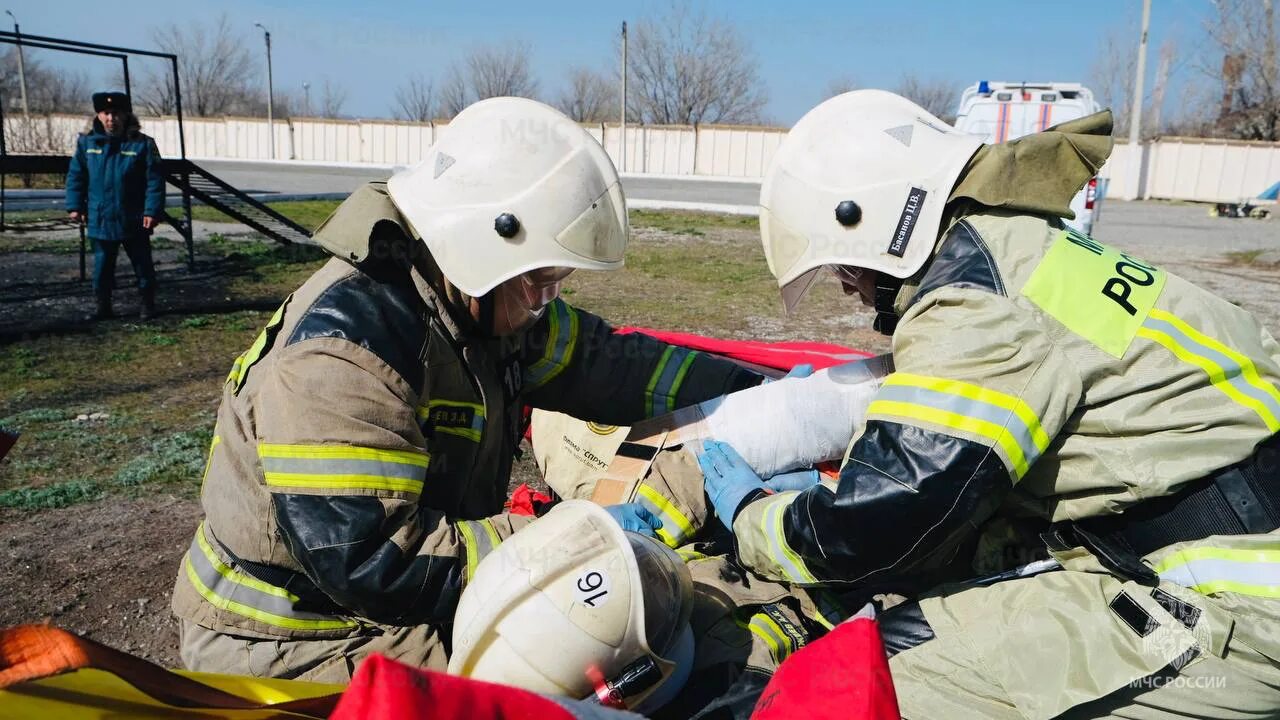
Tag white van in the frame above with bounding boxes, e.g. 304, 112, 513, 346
952, 81, 1104, 234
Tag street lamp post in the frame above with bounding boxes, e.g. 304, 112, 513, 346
254, 23, 275, 159
619, 21, 627, 173
302, 82, 310, 117
5, 10, 29, 120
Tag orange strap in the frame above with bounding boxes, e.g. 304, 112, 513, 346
0, 624, 340, 716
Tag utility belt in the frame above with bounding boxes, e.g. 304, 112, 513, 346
1043, 433, 1280, 585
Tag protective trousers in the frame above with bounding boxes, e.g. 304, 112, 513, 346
91, 235, 156, 297
178, 617, 447, 684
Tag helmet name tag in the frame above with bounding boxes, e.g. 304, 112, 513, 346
576, 569, 612, 607
888, 187, 927, 258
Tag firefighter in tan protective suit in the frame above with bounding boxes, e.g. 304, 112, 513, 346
170, 98, 764, 682
692, 90, 1280, 718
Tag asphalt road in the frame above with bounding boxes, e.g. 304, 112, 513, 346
2, 160, 762, 212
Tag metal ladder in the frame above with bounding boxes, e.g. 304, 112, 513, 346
161, 159, 312, 246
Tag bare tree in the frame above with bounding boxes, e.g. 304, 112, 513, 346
624, 3, 767, 125
894, 73, 956, 123
556, 67, 615, 122
0, 48, 93, 113
440, 42, 539, 118
1201, 0, 1280, 140
823, 75, 857, 99
394, 74, 436, 121
318, 78, 348, 118
1090, 22, 1137, 135
143, 14, 258, 116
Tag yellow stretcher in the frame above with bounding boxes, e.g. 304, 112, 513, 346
0, 625, 345, 719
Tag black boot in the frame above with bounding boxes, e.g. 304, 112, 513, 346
139, 288, 156, 321
87, 295, 114, 321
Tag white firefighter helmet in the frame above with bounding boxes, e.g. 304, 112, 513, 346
387, 97, 627, 298
760, 89, 983, 312
449, 500, 695, 713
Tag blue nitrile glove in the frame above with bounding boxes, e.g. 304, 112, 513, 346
763, 468, 821, 493
604, 503, 662, 537
761, 363, 815, 384
698, 439, 768, 533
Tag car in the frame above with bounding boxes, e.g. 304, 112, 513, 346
953, 81, 1105, 234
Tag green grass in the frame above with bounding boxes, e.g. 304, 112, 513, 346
0, 479, 104, 510
187, 200, 342, 231
629, 209, 759, 233
1225, 249, 1268, 265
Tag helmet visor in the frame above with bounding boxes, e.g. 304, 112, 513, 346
626, 534, 693, 659
491, 266, 575, 335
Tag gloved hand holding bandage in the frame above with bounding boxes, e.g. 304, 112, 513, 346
694, 354, 891, 477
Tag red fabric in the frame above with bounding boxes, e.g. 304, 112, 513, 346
331, 654, 578, 720
616, 327, 870, 371
751, 617, 899, 720
506, 483, 552, 516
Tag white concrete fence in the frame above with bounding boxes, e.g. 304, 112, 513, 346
6, 113, 1280, 204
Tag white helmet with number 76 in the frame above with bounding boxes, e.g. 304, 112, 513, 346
448, 500, 695, 713
760, 89, 982, 312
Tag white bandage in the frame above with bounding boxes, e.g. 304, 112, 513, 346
697, 354, 892, 477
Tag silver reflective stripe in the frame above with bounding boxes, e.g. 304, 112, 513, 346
259, 455, 426, 481
1141, 315, 1280, 421
875, 383, 1044, 469
648, 347, 698, 416
185, 525, 356, 631
1158, 557, 1280, 596
526, 301, 577, 390
762, 494, 817, 584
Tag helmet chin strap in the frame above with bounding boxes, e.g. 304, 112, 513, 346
873, 273, 903, 336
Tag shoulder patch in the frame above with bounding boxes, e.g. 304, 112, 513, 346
910, 220, 1006, 307
287, 271, 429, 391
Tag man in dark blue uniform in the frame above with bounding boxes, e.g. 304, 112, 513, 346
66, 91, 166, 320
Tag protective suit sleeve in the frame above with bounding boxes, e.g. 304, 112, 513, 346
255, 339, 533, 625
520, 299, 762, 424
732, 286, 1082, 585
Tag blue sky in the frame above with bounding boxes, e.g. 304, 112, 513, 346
13, 0, 1213, 125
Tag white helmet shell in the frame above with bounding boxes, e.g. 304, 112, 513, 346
448, 500, 694, 712
388, 97, 628, 297
760, 90, 982, 311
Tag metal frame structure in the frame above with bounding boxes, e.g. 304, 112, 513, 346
0, 29, 196, 268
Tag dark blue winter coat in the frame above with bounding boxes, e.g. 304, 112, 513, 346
65, 119, 166, 241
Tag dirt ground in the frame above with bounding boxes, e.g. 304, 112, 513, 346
1, 200, 1277, 669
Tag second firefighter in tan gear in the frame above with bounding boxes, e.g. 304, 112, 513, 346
172, 98, 762, 683
697, 89, 1280, 718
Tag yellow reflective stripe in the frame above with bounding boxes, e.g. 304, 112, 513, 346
887, 373, 1050, 451
457, 521, 480, 582
226, 353, 246, 385
1150, 310, 1280, 409
200, 434, 221, 491
526, 300, 579, 390
261, 472, 424, 494
185, 523, 356, 632
868, 399, 1031, 478
676, 547, 708, 562
232, 298, 291, 392
748, 613, 793, 664
435, 427, 482, 442
195, 524, 294, 601
1138, 311, 1280, 432
1152, 546, 1280, 573
645, 346, 677, 417
1155, 546, 1280, 598
258, 444, 429, 494
258, 444, 430, 466
635, 484, 695, 548
183, 559, 354, 632
760, 492, 818, 584
480, 518, 501, 549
